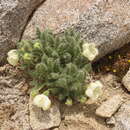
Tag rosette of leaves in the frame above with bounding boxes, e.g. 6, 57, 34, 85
17, 29, 92, 104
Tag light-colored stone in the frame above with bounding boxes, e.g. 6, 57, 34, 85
101, 74, 121, 89
106, 117, 116, 125
29, 97, 61, 130
0, 66, 30, 130
96, 95, 123, 118
53, 128, 59, 130
100, 74, 123, 101
0, 0, 44, 63
59, 104, 110, 130
113, 101, 130, 130
122, 68, 130, 91
23, 0, 130, 60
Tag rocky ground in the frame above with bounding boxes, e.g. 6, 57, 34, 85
0, 43, 130, 130
0, 0, 130, 130
58, 43, 130, 130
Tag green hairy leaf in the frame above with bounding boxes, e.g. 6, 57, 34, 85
17, 28, 93, 104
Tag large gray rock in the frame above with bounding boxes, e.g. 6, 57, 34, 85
23, 0, 130, 60
113, 101, 130, 130
0, 0, 44, 64
74, 0, 130, 60
29, 97, 61, 130
22, 0, 91, 39
122, 68, 130, 91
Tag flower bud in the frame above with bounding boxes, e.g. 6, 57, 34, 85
78, 96, 87, 104
33, 42, 42, 49
33, 94, 51, 111
23, 53, 32, 61
7, 49, 19, 66
65, 98, 73, 106
85, 81, 103, 100
30, 89, 39, 97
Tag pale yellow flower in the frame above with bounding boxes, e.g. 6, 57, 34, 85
85, 81, 103, 100
82, 43, 98, 61
33, 94, 51, 111
7, 49, 19, 66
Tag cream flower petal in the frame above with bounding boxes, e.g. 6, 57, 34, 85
7, 50, 19, 66
82, 43, 98, 61
33, 94, 51, 111
7, 49, 18, 56
85, 81, 103, 100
